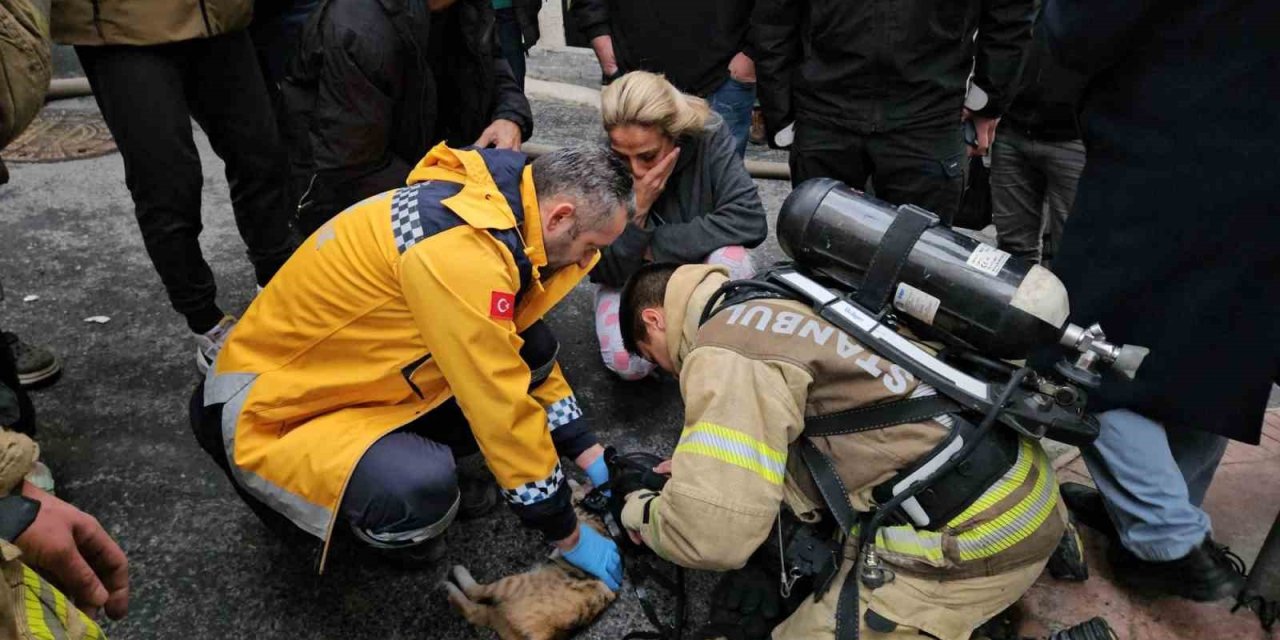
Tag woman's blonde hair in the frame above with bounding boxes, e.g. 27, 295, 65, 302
601, 71, 713, 140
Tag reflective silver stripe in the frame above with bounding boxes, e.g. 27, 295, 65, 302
955, 446, 1058, 560
875, 525, 946, 564
39, 577, 68, 640
544, 395, 582, 431
351, 492, 459, 549
209, 370, 334, 539
677, 426, 787, 483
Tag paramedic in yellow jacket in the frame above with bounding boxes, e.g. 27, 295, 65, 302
190, 143, 632, 587
616, 263, 1067, 640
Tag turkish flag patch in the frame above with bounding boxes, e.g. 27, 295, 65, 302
489, 291, 516, 320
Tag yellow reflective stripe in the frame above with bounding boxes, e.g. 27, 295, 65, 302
675, 422, 786, 485
848, 440, 1058, 565
947, 439, 1035, 527
956, 445, 1058, 561
78, 611, 106, 640
54, 577, 70, 629
22, 566, 57, 640
874, 526, 946, 564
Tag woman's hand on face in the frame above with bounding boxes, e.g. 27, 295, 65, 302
633, 147, 680, 224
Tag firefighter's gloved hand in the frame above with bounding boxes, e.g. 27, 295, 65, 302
703, 565, 781, 640
562, 523, 622, 591
585, 454, 611, 497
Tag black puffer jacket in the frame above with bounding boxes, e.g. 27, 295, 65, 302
751, 0, 1036, 137
283, 0, 533, 233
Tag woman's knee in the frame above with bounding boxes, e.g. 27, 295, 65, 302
706, 245, 756, 279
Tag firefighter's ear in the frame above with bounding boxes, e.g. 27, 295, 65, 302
640, 307, 666, 334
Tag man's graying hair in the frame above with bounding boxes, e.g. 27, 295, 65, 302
531, 145, 633, 228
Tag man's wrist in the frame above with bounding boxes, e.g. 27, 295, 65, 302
575, 444, 605, 471
553, 525, 581, 551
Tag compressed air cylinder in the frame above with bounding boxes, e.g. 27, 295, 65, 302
777, 178, 1070, 359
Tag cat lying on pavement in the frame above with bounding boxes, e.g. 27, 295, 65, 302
443, 479, 617, 640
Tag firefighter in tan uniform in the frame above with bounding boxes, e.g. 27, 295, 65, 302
616, 263, 1067, 640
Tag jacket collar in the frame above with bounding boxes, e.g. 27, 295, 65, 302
663, 265, 730, 373
406, 143, 553, 282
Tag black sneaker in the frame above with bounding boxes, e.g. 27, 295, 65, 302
1047, 522, 1090, 582
1059, 482, 1117, 540
1108, 536, 1247, 602
1049, 617, 1118, 640
2, 332, 61, 389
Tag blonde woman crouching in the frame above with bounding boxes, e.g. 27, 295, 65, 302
592, 71, 766, 380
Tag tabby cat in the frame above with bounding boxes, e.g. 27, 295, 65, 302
442, 480, 617, 640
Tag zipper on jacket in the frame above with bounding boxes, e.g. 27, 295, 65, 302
198, 0, 213, 36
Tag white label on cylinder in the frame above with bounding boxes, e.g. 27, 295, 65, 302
966, 244, 1011, 277
893, 283, 941, 325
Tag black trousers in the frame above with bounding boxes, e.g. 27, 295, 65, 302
0, 325, 34, 436
789, 121, 967, 225
76, 31, 296, 334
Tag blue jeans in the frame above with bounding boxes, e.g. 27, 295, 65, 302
1083, 409, 1229, 561
708, 77, 755, 158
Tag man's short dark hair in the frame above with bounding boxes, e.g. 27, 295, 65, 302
531, 144, 633, 228
619, 263, 682, 355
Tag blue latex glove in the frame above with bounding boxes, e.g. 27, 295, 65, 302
585, 454, 611, 496
562, 523, 623, 591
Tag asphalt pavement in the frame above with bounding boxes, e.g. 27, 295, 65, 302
0, 75, 791, 637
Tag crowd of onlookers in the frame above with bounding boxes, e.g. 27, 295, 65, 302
1, 0, 1277, 636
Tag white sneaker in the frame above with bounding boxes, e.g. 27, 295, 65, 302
194, 315, 237, 374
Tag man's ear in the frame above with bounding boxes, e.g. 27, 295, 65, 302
641, 307, 666, 335
545, 201, 577, 234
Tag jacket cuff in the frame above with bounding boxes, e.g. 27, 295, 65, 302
550, 412, 599, 461
620, 489, 659, 531
0, 495, 39, 542
492, 109, 534, 141
966, 83, 1005, 118
510, 479, 578, 541
582, 23, 611, 41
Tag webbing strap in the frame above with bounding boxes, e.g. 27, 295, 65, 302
835, 566, 860, 640
798, 440, 858, 541
852, 204, 938, 312
803, 395, 960, 437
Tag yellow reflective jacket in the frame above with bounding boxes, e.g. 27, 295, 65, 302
207, 144, 593, 558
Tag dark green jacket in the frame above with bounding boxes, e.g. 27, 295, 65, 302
751, 0, 1037, 137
